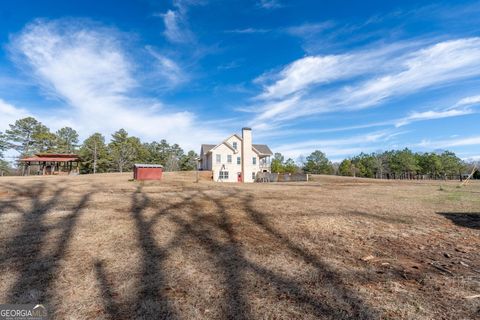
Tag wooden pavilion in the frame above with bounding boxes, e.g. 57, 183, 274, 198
20, 153, 81, 176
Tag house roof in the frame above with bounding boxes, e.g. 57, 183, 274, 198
201, 143, 272, 156
201, 144, 216, 154
253, 144, 273, 155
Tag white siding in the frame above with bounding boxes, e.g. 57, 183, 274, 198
201, 132, 268, 182
210, 143, 241, 182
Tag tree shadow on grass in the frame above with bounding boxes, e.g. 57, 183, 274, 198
437, 212, 480, 229
94, 187, 378, 319
94, 260, 122, 319
167, 190, 252, 320
128, 187, 178, 319
170, 190, 377, 319
94, 186, 197, 319
242, 193, 378, 319
0, 181, 92, 316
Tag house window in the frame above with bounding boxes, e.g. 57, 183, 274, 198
216, 154, 221, 164
227, 155, 232, 163
237, 157, 241, 165
252, 172, 256, 180
232, 142, 237, 150
252, 157, 257, 165
219, 171, 229, 180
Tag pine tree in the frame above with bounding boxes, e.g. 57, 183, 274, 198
80, 133, 108, 174
108, 129, 144, 173
56, 127, 79, 153
303, 150, 334, 174
5, 117, 44, 156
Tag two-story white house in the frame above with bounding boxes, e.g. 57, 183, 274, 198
199, 128, 273, 182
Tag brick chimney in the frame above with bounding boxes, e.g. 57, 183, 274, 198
241, 127, 254, 182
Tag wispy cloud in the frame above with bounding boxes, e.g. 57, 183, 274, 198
156, 0, 207, 44
453, 95, 480, 107
224, 22, 334, 38
394, 94, 480, 127
158, 9, 194, 44
417, 136, 480, 149
254, 40, 424, 100
251, 94, 480, 141
146, 46, 188, 87
256, 54, 368, 100
342, 38, 480, 109
9, 19, 225, 150
250, 38, 480, 129
257, 0, 282, 9
461, 154, 480, 161
285, 22, 335, 37
395, 109, 473, 127
0, 99, 29, 131
224, 28, 271, 34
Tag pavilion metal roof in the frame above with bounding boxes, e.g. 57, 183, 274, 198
20, 156, 80, 162
20, 153, 80, 162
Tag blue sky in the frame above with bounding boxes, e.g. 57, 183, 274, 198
1, 0, 480, 161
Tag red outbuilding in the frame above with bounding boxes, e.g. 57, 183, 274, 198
133, 164, 163, 181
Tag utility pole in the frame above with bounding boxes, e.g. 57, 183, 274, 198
195, 157, 200, 183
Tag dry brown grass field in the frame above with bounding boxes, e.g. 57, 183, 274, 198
0, 172, 479, 319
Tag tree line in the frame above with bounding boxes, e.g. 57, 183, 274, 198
1, 116, 477, 179
337, 149, 473, 180
269, 149, 478, 180
0, 117, 198, 175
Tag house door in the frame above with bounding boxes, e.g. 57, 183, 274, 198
237, 172, 242, 182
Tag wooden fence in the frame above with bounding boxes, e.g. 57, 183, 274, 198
255, 172, 309, 182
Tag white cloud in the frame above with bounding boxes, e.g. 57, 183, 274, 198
453, 95, 480, 107
157, 0, 206, 44
343, 38, 480, 109
0, 99, 30, 132
255, 95, 301, 121
10, 19, 225, 151
395, 109, 472, 127
146, 46, 188, 87
417, 136, 480, 149
394, 94, 480, 127
461, 154, 480, 161
225, 28, 271, 34
256, 41, 420, 101
285, 22, 334, 37
252, 38, 480, 126
258, 0, 282, 9
160, 10, 194, 44
257, 55, 356, 100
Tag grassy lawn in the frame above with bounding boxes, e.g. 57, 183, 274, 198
0, 173, 479, 319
